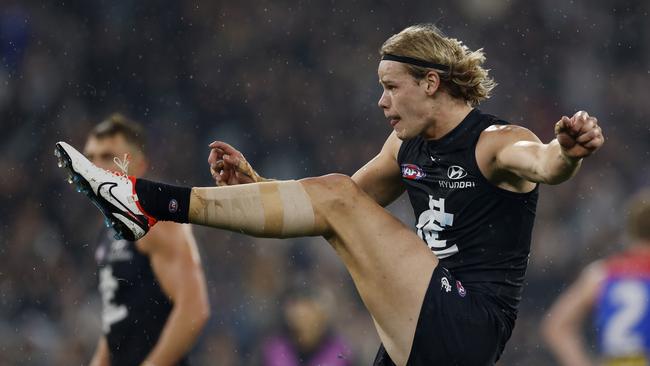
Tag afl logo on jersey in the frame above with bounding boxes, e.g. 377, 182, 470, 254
401, 164, 426, 180
447, 165, 468, 180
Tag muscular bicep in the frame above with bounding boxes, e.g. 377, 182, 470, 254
352, 132, 404, 207
497, 140, 547, 181
490, 125, 550, 184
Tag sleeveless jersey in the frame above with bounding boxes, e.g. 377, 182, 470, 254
397, 108, 538, 324
95, 229, 189, 366
596, 248, 650, 361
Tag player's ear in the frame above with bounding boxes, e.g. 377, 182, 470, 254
423, 70, 440, 96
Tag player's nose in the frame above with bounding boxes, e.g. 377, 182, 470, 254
378, 91, 390, 109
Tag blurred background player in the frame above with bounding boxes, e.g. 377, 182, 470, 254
260, 286, 353, 366
542, 189, 650, 366
84, 114, 210, 366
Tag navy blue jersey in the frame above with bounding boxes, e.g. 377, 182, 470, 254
96, 229, 189, 366
397, 108, 538, 325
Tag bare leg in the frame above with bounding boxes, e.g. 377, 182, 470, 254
188, 175, 438, 366
303, 175, 438, 366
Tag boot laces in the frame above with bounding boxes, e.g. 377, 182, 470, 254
112, 153, 130, 177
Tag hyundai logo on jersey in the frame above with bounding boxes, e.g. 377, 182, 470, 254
401, 164, 426, 180
447, 165, 468, 180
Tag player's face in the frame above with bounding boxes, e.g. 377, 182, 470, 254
84, 134, 146, 175
378, 61, 433, 139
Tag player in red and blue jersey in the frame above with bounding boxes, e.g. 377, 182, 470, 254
543, 189, 650, 366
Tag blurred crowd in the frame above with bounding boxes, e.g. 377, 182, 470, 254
1, 0, 648, 364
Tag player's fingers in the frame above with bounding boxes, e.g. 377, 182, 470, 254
208, 148, 227, 167
221, 154, 236, 172
569, 115, 592, 135
226, 154, 250, 172
586, 126, 603, 144
578, 117, 598, 134
577, 119, 595, 135
583, 135, 604, 150
208, 148, 221, 165
208, 141, 231, 155
211, 160, 225, 172
208, 140, 227, 149
554, 116, 572, 135
228, 171, 242, 185
572, 110, 590, 121
576, 128, 598, 144
223, 154, 249, 173
210, 160, 225, 176
572, 111, 594, 133
210, 166, 223, 185
225, 154, 254, 179
209, 141, 243, 158
222, 153, 236, 164
220, 166, 232, 184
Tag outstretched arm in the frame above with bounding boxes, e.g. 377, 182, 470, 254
492, 111, 604, 185
207, 132, 405, 207
542, 262, 604, 366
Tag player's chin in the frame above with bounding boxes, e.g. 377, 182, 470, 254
393, 126, 415, 140
393, 130, 407, 140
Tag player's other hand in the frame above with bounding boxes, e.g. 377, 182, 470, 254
207, 141, 263, 186
554, 110, 604, 160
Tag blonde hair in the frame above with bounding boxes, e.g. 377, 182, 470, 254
380, 24, 496, 106
627, 189, 650, 241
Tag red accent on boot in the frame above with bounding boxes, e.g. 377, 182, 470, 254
129, 176, 158, 228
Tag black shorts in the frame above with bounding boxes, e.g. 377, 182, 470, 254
373, 266, 511, 366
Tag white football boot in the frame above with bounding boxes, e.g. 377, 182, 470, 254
55, 141, 156, 241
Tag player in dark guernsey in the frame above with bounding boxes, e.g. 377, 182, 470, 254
84, 115, 210, 366
543, 190, 650, 366
56, 24, 604, 365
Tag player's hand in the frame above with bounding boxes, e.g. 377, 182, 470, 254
554, 111, 604, 160
207, 141, 264, 186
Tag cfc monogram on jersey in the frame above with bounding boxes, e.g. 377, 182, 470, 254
416, 196, 456, 258
398, 109, 538, 323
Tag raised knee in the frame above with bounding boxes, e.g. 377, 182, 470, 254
318, 173, 360, 197
301, 173, 360, 208
319, 173, 358, 193
298, 174, 366, 237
